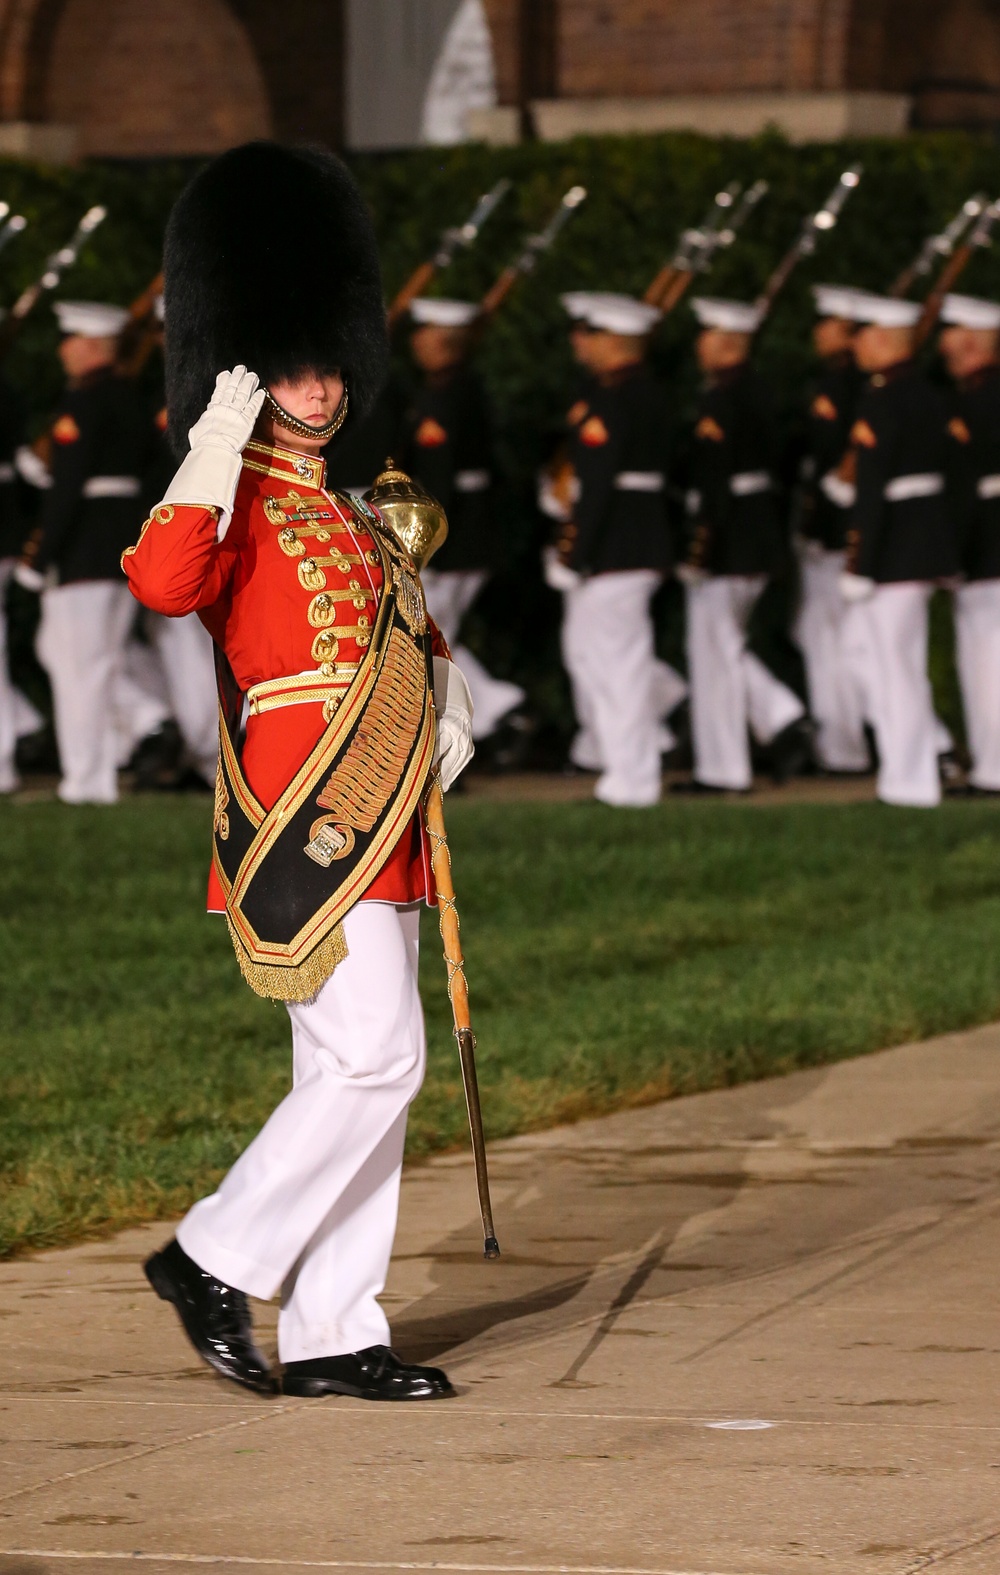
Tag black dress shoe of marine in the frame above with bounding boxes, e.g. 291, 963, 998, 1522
946, 782, 1000, 798
144, 1239, 277, 1396
669, 778, 742, 796
282, 1345, 455, 1401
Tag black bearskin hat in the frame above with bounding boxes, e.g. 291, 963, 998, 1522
163, 141, 388, 456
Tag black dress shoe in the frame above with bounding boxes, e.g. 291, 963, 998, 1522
945, 782, 1000, 798
144, 1239, 277, 1396
769, 717, 816, 784
282, 1345, 454, 1401
669, 778, 743, 796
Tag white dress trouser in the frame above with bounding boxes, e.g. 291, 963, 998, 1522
148, 612, 219, 783
561, 569, 666, 807
178, 901, 426, 1363
422, 568, 525, 740
0, 557, 43, 791
36, 580, 136, 804
794, 547, 870, 771
863, 582, 941, 807
113, 639, 172, 768
686, 575, 805, 791
954, 578, 1000, 791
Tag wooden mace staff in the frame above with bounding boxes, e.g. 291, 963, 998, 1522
424, 768, 500, 1259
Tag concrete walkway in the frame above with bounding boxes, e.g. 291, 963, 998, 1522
2, 1024, 1000, 1575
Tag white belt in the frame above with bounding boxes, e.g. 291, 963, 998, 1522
614, 470, 665, 493
454, 469, 490, 493
730, 470, 772, 497
977, 474, 1000, 500
0, 462, 14, 483
820, 471, 857, 509
82, 475, 141, 499
883, 472, 943, 502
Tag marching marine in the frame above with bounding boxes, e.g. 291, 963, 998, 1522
672, 297, 808, 794
792, 284, 870, 774
125, 142, 473, 1400
542, 290, 682, 807
0, 374, 42, 792
841, 291, 959, 807
15, 300, 153, 804
938, 292, 1000, 796
395, 297, 525, 746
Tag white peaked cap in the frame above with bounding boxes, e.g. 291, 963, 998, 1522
690, 296, 763, 333
560, 291, 661, 335
812, 284, 865, 320
54, 299, 130, 338
940, 292, 1000, 330
409, 297, 479, 327
847, 291, 921, 328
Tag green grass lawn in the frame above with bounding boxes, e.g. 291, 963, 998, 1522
2, 794, 1000, 1258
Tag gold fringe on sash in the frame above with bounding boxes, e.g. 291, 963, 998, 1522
226, 915, 350, 1003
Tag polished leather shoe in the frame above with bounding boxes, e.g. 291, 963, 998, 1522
282, 1345, 454, 1401
669, 778, 744, 796
144, 1238, 277, 1396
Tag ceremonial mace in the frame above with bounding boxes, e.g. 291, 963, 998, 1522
367, 460, 501, 1260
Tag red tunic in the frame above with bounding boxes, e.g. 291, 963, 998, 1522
122, 440, 442, 912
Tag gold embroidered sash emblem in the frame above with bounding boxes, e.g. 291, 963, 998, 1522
312, 629, 428, 839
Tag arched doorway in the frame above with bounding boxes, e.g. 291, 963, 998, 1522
43, 0, 273, 157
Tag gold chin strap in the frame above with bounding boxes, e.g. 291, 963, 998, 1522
264, 386, 349, 443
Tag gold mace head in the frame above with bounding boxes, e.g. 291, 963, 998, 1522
365, 458, 448, 572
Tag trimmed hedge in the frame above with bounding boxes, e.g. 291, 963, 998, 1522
5, 131, 1000, 740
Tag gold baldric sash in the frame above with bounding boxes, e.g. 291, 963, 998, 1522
212, 527, 435, 1002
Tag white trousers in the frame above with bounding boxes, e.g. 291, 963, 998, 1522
862, 583, 941, 807
794, 548, 870, 772
955, 578, 1000, 792
0, 557, 43, 792
561, 569, 668, 807
113, 638, 172, 768
178, 901, 426, 1363
36, 580, 136, 804
148, 612, 219, 783
422, 568, 525, 740
686, 575, 805, 791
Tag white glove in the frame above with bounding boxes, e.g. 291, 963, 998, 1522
675, 561, 707, 588
156, 366, 266, 539
840, 572, 876, 604
13, 561, 46, 592
432, 656, 474, 791
542, 545, 581, 592
537, 469, 579, 521
14, 444, 52, 490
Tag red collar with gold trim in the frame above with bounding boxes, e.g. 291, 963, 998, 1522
242, 439, 327, 491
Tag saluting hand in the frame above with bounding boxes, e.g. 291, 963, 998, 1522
155, 366, 267, 537
189, 366, 266, 456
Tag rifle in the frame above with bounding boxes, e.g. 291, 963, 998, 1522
386, 179, 512, 330
0, 204, 107, 359
754, 167, 862, 321
914, 197, 1000, 348
888, 193, 988, 298
115, 269, 165, 377
657, 178, 769, 314
644, 182, 740, 307
478, 184, 587, 320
